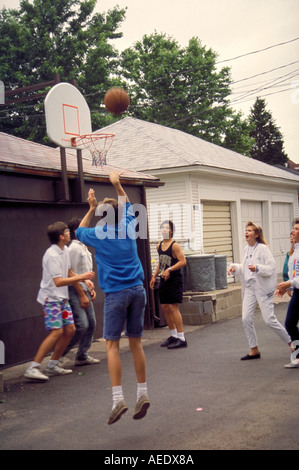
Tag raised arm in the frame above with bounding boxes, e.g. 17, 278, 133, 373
79, 189, 98, 228
109, 171, 129, 202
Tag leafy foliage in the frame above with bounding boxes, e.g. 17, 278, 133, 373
121, 33, 253, 155
0, 0, 126, 143
1, 3, 253, 156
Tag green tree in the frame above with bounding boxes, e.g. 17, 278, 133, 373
121, 33, 253, 155
222, 112, 255, 157
249, 97, 288, 165
0, 0, 126, 143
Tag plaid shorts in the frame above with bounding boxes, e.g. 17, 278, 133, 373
43, 299, 74, 331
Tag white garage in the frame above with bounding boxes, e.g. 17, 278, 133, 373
96, 117, 299, 276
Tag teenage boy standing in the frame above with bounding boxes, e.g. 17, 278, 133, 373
61, 217, 99, 366
24, 222, 95, 382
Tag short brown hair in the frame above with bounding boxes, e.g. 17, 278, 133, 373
97, 198, 119, 225
47, 221, 68, 244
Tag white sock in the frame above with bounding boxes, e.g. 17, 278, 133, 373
177, 332, 185, 342
112, 385, 124, 409
29, 361, 41, 369
48, 359, 59, 368
170, 329, 178, 338
137, 382, 148, 401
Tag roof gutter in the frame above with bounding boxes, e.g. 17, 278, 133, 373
147, 164, 299, 188
0, 162, 164, 188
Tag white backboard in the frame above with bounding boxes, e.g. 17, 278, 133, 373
45, 82, 91, 148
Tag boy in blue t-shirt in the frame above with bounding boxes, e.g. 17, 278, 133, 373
76, 172, 150, 424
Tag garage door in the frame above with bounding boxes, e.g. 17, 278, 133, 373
203, 201, 233, 262
241, 201, 292, 273
272, 202, 292, 272
241, 201, 262, 248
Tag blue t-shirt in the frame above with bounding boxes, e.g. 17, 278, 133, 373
76, 202, 144, 293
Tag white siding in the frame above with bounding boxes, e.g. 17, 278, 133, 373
146, 179, 191, 273
146, 179, 189, 242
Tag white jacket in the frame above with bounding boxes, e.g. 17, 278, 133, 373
230, 243, 277, 297
289, 242, 299, 289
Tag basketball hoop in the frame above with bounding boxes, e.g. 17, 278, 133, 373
71, 133, 115, 167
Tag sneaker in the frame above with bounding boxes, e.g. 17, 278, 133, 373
58, 356, 72, 367
160, 336, 177, 347
24, 366, 49, 382
133, 395, 150, 420
75, 355, 100, 366
45, 364, 73, 376
107, 400, 128, 425
284, 359, 299, 369
167, 338, 187, 349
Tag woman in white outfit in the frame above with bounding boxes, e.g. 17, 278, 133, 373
228, 221, 291, 360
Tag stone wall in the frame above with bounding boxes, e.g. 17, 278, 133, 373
180, 283, 242, 326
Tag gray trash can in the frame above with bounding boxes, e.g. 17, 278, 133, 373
214, 255, 227, 289
182, 264, 188, 292
186, 254, 215, 292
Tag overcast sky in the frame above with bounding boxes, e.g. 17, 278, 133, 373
1, 0, 299, 163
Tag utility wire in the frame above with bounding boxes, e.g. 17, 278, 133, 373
150, 37, 299, 83
1, 38, 298, 122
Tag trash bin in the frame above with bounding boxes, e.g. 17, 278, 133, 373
182, 264, 188, 292
214, 255, 227, 289
186, 254, 215, 292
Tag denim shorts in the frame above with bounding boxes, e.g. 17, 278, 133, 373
103, 285, 146, 340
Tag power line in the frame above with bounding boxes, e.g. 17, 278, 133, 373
229, 69, 299, 105
215, 37, 299, 66
1, 36, 298, 113
1, 38, 298, 129
150, 37, 299, 83
230, 86, 296, 106
231, 60, 299, 86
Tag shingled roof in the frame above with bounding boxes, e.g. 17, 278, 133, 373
96, 117, 299, 183
0, 131, 160, 185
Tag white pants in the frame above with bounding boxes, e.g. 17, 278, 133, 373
242, 281, 291, 348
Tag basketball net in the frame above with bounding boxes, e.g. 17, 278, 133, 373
71, 133, 115, 168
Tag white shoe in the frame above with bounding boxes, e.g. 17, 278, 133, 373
45, 364, 73, 376
24, 366, 49, 382
284, 359, 299, 369
58, 356, 71, 367
75, 355, 100, 366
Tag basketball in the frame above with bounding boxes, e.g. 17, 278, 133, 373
104, 87, 130, 115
